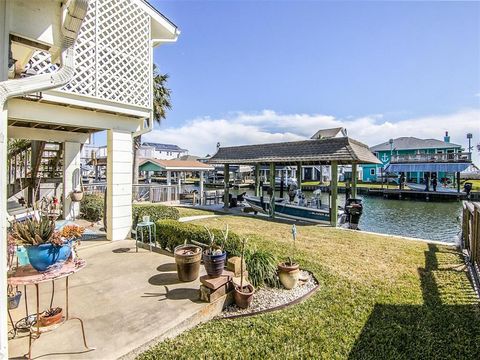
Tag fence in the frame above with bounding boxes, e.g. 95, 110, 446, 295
462, 202, 480, 289
83, 183, 179, 203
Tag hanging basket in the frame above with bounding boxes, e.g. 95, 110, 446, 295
70, 191, 84, 202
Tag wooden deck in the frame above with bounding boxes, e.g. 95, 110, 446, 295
368, 188, 466, 201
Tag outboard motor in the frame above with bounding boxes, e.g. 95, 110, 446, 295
464, 182, 473, 198
345, 198, 363, 230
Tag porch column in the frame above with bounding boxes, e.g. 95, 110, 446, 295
0, 106, 8, 358
330, 161, 339, 226
255, 163, 260, 196
106, 129, 133, 241
351, 163, 358, 198
63, 141, 81, 220
199, 171, 204, 205
224, 164, 230, 209
269, 163, 276, 218
297, 161, 302, 190
166, 170, 172, 201
178, 172, 182, 196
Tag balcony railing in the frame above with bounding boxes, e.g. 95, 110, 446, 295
390, 152, 472, 164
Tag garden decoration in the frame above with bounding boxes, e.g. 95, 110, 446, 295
278, 224, 300, 289
233, 237, 255, 308
174, 240, 202, 282
11, 216, 72, 272
193, 225, 228, 277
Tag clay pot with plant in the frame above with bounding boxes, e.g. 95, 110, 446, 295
174, 241, 202, 282
192, 225, 228, 278
233, 237, 255, 308
38, 307, 63, 327
278, 224, 300, 290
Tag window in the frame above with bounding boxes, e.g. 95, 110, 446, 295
370, 168, 376, 176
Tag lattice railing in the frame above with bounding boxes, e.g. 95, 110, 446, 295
23, 0, 151, 109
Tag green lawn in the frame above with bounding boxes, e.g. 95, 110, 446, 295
139, 213, 480, 359
175, 206, 222, 218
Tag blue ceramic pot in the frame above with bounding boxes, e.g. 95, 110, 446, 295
202, 251, 226, 277
26, 241, 72, 272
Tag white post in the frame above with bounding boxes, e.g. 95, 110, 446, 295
199, 170, 204, 205
63, 142, 81, 220
178, 171, 182, 196
166, 170, 172, 201
106, 130, 133, 241
0, 106, 8, 360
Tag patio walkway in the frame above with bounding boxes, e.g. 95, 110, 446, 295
8, 240, 224, 359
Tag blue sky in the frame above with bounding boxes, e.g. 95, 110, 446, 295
142, 0, 480, 160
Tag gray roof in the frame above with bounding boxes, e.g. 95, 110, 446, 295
370, 137, 461, 152
142, 142, 187, 152
208, 137, 381, 165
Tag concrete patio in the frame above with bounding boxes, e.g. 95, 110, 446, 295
8, 240, 224, 359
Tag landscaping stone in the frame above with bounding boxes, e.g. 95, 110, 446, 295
200, 270, 234, 290
226, 256, 246, 276
220, 270, 317, 317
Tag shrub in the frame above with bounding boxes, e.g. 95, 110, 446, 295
156, 219, 241, 255
245, 248, 279, 288
80, 194, 104, 222
132, 204, 180, 227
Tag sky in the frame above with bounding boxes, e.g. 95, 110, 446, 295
141, 0, 480, 162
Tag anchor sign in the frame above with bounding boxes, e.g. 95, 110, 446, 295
380, 153, 390, 164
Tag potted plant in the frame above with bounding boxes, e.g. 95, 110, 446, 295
278, 224, 300, 289
60, 224, 85, 260
38, 307, 63, 327
174, 241, 202, 282
11, 216, 72, 272
193, 225, 228, 278
70, 189, 84, 202
233, 237, 254, 308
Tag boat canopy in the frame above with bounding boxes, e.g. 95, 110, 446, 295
385, 163, 471, 173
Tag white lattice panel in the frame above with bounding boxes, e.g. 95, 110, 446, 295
23, 0, 151, 109
96, 0, 150, 107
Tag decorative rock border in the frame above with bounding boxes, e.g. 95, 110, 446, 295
219, 270, 319, 319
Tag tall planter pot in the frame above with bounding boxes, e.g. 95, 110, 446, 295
202, 251, 226, 278
26, 242, 72, 272
278, 262, 300, 290
234, 284, 255, 309
174, 245, 202, 282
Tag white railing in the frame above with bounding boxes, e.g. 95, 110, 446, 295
391, 152, 471, 163
83, 183, 179, 203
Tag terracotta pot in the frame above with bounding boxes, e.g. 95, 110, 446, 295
70, 191, 84, 202
38, 308, 63, 327
174, 245, 202, 282
278, 262, 300, 290
234, 284, 255, 309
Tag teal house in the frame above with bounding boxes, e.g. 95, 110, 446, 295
361, 132, 463, 183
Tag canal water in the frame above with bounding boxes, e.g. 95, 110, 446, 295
198, 186, 463, 243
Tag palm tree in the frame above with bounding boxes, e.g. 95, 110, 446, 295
132, 65, 172, 185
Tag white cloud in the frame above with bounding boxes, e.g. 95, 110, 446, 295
145, 108, 480, 164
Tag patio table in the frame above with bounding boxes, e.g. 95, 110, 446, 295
7, 259, 94, 359
135, 221, 156, 252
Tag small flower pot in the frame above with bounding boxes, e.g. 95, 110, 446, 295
70, 191, 84, 202
174, 245, 202, 282
233, 284, 255, 309
8, 291, 22, 310
278, 262, 300, 290
26, 241, 72, 272
202, 251, 227, 278
38, 308, 63, 327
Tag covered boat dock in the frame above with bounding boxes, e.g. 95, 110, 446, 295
208, 136, 381, 226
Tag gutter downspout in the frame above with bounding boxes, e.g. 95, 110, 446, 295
0, 1, 88, 359
133, 29, 180, 139
0, 0, 89, 105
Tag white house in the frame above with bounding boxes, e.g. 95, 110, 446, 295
139, 142, 189, 160
0, 0, 178, 357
